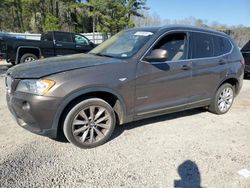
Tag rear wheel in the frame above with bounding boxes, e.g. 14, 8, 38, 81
63, 98, 116, 149
209, 83, 235, 114
20, 53, 38, 63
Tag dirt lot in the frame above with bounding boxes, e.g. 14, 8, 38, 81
0, 63, 249, 188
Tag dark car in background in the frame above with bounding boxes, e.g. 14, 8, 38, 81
0, 32, 14, 60
241, 40, 250, 77
0, 31, 95, 65
0, 39, 7, 60
6, 25, 244, 148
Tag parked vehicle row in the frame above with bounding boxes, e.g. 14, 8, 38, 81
6, 25, 244, 148
241, 40, 250, 77
0, 31, 95, 65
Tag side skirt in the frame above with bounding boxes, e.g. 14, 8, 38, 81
133, 98, 211, 122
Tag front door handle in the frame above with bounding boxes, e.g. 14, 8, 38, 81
182, 64, 191, 70
56, 43, 62, 47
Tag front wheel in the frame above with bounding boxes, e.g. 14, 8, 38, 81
209, 83, 235, 114
63, 98, 116, 149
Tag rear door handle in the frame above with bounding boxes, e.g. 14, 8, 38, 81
182, 64, 191, 70
56, 44, 62, 47
219, 59, 226, 65
76, 45, 82, 48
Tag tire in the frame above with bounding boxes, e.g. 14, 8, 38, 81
208, 83, 235, 114
63, 98, 116, 149
20, 53, 38, 63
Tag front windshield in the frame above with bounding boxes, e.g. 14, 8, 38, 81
89, 30, 155, 59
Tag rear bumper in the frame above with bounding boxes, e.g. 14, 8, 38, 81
6, 91, 62, 138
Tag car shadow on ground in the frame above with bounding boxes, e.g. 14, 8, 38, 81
111, 108, 207, 141
174, 160, 202, 188
53, 108, 207, 144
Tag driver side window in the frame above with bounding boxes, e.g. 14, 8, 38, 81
152, 33, 188, 61
74, 34, 89, 45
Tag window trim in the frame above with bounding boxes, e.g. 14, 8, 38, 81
140, 29, 234, 63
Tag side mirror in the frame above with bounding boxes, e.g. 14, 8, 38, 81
144, 49, 168, 62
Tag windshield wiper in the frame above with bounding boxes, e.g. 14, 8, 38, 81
90, 52, 113, 58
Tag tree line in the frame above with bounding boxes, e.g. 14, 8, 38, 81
0, 1, 249, 47
133, 13, 250, 48
0, 0, 147, 34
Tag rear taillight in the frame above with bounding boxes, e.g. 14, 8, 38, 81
240, 58, 245, 69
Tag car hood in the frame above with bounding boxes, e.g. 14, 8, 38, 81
7, 53, 123, 79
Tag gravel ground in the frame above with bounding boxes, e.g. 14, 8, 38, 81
0, 63, 250, 188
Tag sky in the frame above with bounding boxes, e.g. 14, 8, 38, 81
146, 0, 250, 27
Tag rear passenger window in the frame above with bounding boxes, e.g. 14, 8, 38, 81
41, 32, 53, 42
54, 32, 73, 43
192, 33, 213, 58
213, 36, 232, 56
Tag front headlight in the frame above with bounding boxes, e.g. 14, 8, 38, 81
16, 79, 55, 95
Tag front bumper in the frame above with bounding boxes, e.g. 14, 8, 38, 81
6, 91, 61, 138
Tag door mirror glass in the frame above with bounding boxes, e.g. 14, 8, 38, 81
144, 49, 168, 62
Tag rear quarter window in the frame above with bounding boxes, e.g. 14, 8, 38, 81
41, 32, 53, 42
213, 36, 232, 56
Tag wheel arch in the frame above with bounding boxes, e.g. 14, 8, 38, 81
16, 46, 41, 64
217, 76, 240, 95
52, 87, 127, 137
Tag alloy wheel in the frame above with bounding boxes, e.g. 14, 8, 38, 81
24, 56, 35, 62
217, 87, 234, 113
71, 105, 112, 144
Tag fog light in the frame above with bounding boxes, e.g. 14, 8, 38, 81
22, 101, 30, 111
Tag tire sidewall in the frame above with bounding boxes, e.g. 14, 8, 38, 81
63, 98, 116, 149
20, 53, 37, 64
214, 83, 235, 114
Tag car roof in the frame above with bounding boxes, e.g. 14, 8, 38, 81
131, 25, 228, 37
